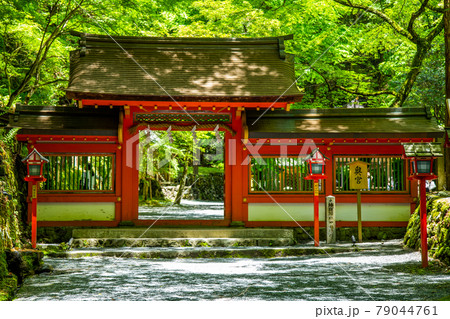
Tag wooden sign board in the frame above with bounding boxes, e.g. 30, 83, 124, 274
349, 161, 369, 190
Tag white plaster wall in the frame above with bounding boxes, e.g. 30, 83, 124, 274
248, 203, 410, 222
37, 202, 115, 221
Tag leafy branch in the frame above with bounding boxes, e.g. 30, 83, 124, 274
5, 0, 85, 110
332, 0, 444, 107
335, 85, 397, 97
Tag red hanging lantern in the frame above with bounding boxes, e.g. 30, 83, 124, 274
22, 149, 49, 181
304, 148, 328, 179
402, 143, 440, 180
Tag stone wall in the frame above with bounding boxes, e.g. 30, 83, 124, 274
0, 138, 43, 300
294, 226, 406, 243
0, 139, 26, 251
187, 173, 224, 201
404, 195, 450, 265
155, 173, 224, 202
0, 138, 27, 300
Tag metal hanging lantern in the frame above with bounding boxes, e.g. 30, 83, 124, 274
304, 148, 328, 178
402, 143, 442, 179
22, 148, 49, 180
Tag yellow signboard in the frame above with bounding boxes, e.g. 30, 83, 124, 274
32, 184, 37, 199
349, 161, 368, 190
314, 182, 319, 196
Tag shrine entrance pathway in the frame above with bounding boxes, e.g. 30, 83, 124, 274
15, 242, 450, 301
139, 200, 224, 220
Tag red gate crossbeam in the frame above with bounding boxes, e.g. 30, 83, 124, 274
16, 134, 118, 143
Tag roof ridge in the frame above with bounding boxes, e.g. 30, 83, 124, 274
246, 107, 430, 118
69, 31, 294, 45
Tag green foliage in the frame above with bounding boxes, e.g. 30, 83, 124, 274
0, 0, 445, 111
0, 0, 86, 108
139, 130, 223, 182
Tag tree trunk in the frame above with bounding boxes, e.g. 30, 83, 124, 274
143, 179, 148, 201
174, 160, 188, 205
390, 43, 430, 108
149, 176, 152, 200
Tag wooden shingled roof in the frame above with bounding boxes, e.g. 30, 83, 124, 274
66, 32, 303, 103
247, 107, 443, 139
402, 143, 443, 157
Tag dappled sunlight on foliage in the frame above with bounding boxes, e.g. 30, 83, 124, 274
0, 0, 445, 112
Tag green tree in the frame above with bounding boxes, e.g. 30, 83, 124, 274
1, 0, 87, 109
331, 0, 444, 108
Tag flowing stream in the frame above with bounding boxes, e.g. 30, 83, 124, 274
15, 248, 450, 301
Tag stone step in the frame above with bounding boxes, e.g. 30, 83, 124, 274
46, 245, 372, 259
72, 237, 294, 248
72, 227, 294, 240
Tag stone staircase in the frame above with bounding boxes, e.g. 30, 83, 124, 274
71, 227, 295, 248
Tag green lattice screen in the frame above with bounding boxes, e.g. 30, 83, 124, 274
249, 157, 320, 193
41, 154, 115, 192
335, 156, 406, 192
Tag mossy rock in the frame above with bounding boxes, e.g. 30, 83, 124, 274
404, 196, 450, 265
0, 275, 18, 301
5, 249, 43, 284
37, 227, 75, 243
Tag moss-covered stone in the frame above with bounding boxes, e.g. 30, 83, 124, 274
0, 275, 18, 301
294, 226, 406, 243
0, 136, 30, 300
404, 195, 450, 265
186, 173, 224, 201
5, 249, 43, 284
37, 227, 75, 243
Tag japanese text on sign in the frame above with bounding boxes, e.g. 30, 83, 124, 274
349, 161, 368, 189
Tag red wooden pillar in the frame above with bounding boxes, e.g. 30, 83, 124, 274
419, 178, 428, 268
230, 115, 243, 223
313, 179, 320, 247
115, 142, 123, 223
121, 108, 136, 222
31, 182, 37, 249
224, 132, 233, 221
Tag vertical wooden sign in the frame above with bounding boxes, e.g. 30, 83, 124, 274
349, 161, 369, 243
326, 196, 336, 244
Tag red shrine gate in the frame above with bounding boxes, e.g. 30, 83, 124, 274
8, 33, 444, 228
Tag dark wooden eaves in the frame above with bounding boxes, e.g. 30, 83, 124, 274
247, 108, 443, 139
9, 105, 119, 136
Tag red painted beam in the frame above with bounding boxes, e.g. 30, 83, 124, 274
244, 221, 409, 228
16, 134, 117, 143
79, 100, 289, 109
21, 143, 119, 153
